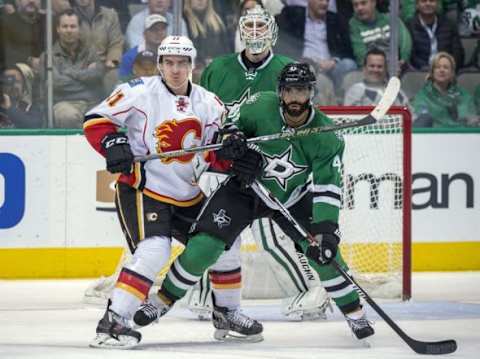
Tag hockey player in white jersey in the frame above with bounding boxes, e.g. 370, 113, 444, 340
83, 35, 252, 349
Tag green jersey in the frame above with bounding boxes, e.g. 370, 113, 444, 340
232, 91, 345, 225
200, 52, 293, 117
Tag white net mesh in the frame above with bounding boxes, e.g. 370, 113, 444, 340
241, 107, 410, 300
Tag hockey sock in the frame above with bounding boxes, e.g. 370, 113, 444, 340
110, 236, 171, 319
162, 233, 226, 300
210, 268, 242, 309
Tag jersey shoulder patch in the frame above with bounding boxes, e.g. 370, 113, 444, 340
128, 78, 144, 87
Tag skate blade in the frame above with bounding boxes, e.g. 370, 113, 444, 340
358, 338, 371, 348
285, 311, 328, 322
214, 329, 264, 343
351, 334, 371, 349
188, 308, 212, 321
89, 333, 140, 350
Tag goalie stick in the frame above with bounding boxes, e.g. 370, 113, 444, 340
252, 180, 457, 355
134, 77, 401, 162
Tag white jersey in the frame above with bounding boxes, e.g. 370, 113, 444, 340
86, 76, 224, 206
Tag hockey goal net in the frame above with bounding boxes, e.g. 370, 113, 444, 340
241, 106, 412, 300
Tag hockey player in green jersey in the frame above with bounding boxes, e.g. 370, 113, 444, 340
134, 63, 375, 342
197, 5, 332, 328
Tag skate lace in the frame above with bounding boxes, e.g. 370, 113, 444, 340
227, 309, 255, 328
141, 303, 160, 319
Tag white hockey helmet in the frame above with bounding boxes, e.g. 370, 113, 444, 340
157, 35, 197, 68
239, 5, 278, 55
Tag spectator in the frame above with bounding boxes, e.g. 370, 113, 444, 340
71, 0, 124, 93
407, 0, 464, 71
125, 0, 188, 49
1, 1, 16, 15
285, 0, 355, 18
183, 0, 232, 70
52, 0, 72, 14
0, 0, 46, 71
276, 0, 356, 88
118, 14, 168, 81
344, 47, 410, 107
0, 63, 43, 128
97, 0, 132, 32
39, 9, 105, 128
132, 50, 158, 77
349, 0, 412, 69
412, 51, 479, 127
398, 0, 449, 22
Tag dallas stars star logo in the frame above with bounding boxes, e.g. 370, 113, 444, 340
226, 89, 251, 122
262, 146, 308, 191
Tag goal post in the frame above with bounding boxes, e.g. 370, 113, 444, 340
241, 106, 412, 300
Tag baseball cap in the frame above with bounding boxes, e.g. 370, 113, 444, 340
144, 14, 168, 30
134, 50, 156, 64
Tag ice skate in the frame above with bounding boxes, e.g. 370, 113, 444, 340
133, 292, 173, 327
212, 304, 263, 343
90, 300, 141, 349
344, 306, 375, 341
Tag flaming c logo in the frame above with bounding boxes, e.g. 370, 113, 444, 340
155, 118, 202, 164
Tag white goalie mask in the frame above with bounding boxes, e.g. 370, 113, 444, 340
157, 35, 197, 69
239, 5, 278, 55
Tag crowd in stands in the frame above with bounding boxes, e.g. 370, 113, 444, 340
1, 0, 479, 129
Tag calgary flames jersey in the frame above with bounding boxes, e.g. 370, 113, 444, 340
83, 76, 225, 207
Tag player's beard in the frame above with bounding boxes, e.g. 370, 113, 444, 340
283, 100, 309, 117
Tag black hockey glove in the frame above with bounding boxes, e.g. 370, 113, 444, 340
306, 232, 339, 265
215, 130, 248, 160
232, 148, 264, 188
101, 133, 134, 174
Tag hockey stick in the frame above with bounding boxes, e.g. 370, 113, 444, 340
134, 77, 402, 162
252, 179, 457, 355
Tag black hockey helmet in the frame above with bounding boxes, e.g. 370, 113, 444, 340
277, 63, 316, 92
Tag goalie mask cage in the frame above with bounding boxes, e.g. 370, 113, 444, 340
240, 106, 412, 301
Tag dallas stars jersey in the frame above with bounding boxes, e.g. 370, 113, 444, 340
200, 52, 293, 115
84, 77, 224, 206
233, 92, 344, 224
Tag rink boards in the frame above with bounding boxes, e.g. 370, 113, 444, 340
0, 131, 479, 278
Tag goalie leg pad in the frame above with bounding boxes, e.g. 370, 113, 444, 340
184, 274, 213, 320
281, 286, 332, 321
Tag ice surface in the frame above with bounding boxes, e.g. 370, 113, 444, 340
0, 272, 479, 358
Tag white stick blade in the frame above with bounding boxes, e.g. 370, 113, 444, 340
370, 76, 401, 121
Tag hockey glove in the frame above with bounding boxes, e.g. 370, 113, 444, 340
101, 133, 134, 174
306, 232, 339, 265
232, 148, 264, 188
215, 130, 248, 160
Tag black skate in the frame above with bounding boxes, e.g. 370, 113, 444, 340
90, 300, 141, 349
212, 304, 264, 342
133, 293, 173, 327
344, 307, 375, 340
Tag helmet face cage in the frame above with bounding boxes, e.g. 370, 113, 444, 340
157, 35, 197, 69
277, 63, 316, 99
239, 6, 278, 55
